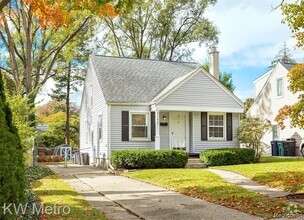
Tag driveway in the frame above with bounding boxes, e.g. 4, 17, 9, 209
48, 164, 261, 220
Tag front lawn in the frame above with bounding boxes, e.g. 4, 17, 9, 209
32, 174, 108, 220
216, 156, 304, 193
124, 169, 292, 219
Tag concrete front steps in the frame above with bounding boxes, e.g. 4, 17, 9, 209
185, 158, 207, 168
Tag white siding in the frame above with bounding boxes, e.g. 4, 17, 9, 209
110, 105, 155, 151
189, 112, 193, 153
159, 71, 242, 111
80, 60, 108, 164
249, 63, 304, 155
192, 112, 240, 153
160, 112, 170, 149
254, 70, 271, 98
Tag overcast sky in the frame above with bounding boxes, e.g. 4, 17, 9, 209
37, 0, 303, 105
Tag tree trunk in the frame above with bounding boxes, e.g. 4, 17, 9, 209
65, 62, 71, 145
27, 91, 37, 127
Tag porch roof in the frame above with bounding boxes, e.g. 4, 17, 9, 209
151, 104, 243, 113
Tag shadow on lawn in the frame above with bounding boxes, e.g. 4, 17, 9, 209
261, 157, 304, 163
252, 171, 304, 193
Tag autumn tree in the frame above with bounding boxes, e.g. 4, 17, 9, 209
0, 0, 134, 121
275, 64, 304, 129
275, 1, 304, 129
101, 0, 219, 61
36, 101, 80, 148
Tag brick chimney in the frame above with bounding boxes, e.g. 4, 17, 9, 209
209, 51, 219, 80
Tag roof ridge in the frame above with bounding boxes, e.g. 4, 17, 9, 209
278, 61, 297, 65
92, 54, 200, 65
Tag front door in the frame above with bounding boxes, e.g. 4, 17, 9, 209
170, 113, 188, 151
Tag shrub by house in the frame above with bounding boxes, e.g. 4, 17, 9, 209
200, 148, 255, 166
111, 150, 188, 169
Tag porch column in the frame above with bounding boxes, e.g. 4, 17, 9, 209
155, 110, 161, 150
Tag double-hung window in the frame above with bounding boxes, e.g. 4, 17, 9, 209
276, 78, 283, 97
98, 114, 103, 141
272, 125, 279, 140
208, 113, 225, 140
130, 112, 149, 140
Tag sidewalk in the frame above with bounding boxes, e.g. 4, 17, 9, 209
48, 164, 261, 220
208, 168, 290, 198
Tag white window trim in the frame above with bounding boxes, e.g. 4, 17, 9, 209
207, 112, 226, 141
129, 111, 151, 141
276, 77, 284, 98
272, 124, 279, 140
98, 113, 103, 142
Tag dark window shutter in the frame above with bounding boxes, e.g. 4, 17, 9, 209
201, 112, 207, 141
122, 111, 129, 141
151, 112, 155, 141
226, 113, 233, 141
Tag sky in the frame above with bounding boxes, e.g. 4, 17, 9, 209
192, 0, 303, 101
37, 0, 303, 105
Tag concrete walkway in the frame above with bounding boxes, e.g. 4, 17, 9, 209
208, 168, 290, 198
48, 164, 261, 220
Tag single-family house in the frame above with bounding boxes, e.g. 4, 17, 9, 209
248, 62, 304, 155
80, 52, 244, 166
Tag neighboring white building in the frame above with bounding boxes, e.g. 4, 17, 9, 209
80, 53, 244, 166
248, 62, 304, 155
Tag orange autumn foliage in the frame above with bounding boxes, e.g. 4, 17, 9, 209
275, 63, 304, 129
21, 0, 117, 28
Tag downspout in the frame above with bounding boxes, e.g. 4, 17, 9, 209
107, 104, 112, 170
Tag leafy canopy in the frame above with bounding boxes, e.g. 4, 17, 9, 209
282, 0, 304, 49
275, 1, 304, 129
101, 0, 219, 61
2, 0, 135, 28
275, 63, 304, 129
36, 101, 80, 148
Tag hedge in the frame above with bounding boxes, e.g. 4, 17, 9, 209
200, 148, 255, 166
0, 73, 25, 220
111, 150, 188, 169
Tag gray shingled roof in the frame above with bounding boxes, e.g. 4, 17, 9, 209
91, 55, 201, 103
280, 62, 296, 71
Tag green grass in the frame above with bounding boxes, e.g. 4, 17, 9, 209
124, 169, 292, 219
215, 156, 304, 193
32, 174, 108, 220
